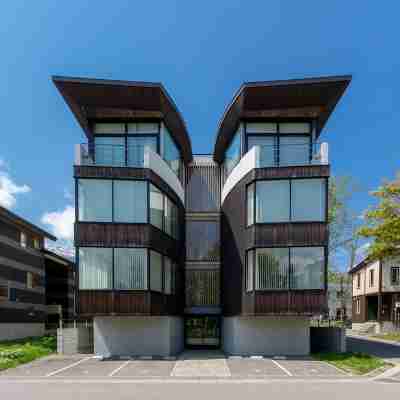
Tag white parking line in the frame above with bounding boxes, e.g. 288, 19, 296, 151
45, 357, 92, 377
108, 361, 130, 377
271, 359, 293, 376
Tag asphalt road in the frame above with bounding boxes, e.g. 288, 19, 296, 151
347, 335, 400, 364
0, 380, 399, 400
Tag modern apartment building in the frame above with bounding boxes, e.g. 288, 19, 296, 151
54, 74, 351, 356
0, 206, 56, 340
350, 257, 400, 333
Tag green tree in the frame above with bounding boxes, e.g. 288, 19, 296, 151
328, 176, 361, 272
358, 173, 400, 260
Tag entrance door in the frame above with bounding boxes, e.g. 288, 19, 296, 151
185, 316, 220, 348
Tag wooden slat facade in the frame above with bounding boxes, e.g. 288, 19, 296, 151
221, 165, 329, 316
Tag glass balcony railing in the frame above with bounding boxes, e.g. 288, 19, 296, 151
76, 143, 153, 167
252, 142, 328, 168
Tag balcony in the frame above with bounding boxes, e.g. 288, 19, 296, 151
222, 142, 328, 203
75, 144, 184, 204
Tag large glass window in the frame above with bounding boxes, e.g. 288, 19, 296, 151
224, 127, 241, 176
79, 247, 177, 293
163, 127, 181, 176
114, 248, 148, 290
290, 247, 325, 290
291, 179, 325, 222
149, 184, 179, 239
127, 136, 158, 167
255, 248, 289, 290
256, 181, 290, 223
150, 250, 163, 292
150, 184, 164, 230
247, 183, 255, 226
78, 179, 112, 222
247, 179, 326, 224
114, 181, 147, 223
94, 137, 125, 167
79, 248, 113, 289
245, 122, 312, 167
247, 246, 325, 291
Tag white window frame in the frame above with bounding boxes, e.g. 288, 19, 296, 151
26, 272, 33, 289
20, 232, 27, 248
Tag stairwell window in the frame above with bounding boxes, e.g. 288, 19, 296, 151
357, 273, 361, 289
356, 298, 361, 314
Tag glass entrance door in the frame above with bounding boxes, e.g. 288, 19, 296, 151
185, 316, 220, 347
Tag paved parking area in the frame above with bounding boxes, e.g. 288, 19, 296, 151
0, 354, 351, 380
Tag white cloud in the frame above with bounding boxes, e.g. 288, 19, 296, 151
0, 169, 31, 209
41, 205, 75, 241
63, 188, 73, 201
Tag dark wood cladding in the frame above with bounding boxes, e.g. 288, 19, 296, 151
222, 165, 329, 316
352, 295, 367, 323
0, 241, 44, 270
78, 290, 180, 316
74, 166, 184, 208
254, 223, 328, 247
76, 223, 180, 260
255, 165, 330, 179
242, 291, 326, 315
213, 76, 351, 162
53, 76, 193, 163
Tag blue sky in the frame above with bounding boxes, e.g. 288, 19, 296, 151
0, 1, 399, 261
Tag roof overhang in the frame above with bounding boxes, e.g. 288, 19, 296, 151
0, 206, 56, 241
52, 76, 193, 164
213, 75, 352, 163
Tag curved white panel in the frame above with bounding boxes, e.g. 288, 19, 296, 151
221, 147, 259, 204
144, 149, 185, 204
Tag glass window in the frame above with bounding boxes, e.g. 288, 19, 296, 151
391, 266, 400, 285
127, 122, 159, 134
164, 257, 172, 294
79, 248, 113, 289
163, 127, 181, 176
114, 181, 147, 223
290, 247, 324, 290
26, 272, 33, 289
114, 248, 147, 290
255, 248, 289, 290
247, 136, 276, 167
94, 123, 125, 134
78, 179, 112, 222
224, 127, 241, 176
246, 122, 277, 133
95, 137, 125, 166
150, 184, 164, 230
150, 250, 162, 292
127, 136, 157, 167
279, 136, 310, 166
33, 238, 40, 249
291, 179, 325, 222
256, 181, 290, 223
20, 232, 27, 248
279, 122, 310, 134
186, 220, 220, 261
246, 250, 254, 291
369, 270, 374, 287
247, 183, 255, 226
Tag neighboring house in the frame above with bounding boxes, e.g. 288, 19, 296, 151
0, 206, 56, 340
43, 250, 75, 328
350, 257, 400, 332
53, 74, 351, 356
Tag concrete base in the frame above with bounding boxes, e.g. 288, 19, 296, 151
57, 327, 93, 354
222, 316, 310, 356
0, 323, 45, 341
94, 316, 184, 357
352, 321, 400, 335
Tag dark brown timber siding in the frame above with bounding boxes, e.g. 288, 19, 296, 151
221, 165, 329, 316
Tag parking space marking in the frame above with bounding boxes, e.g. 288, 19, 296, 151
46, 357, 92, 377
108, 361, 130, 377
271, 359, 293, 376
